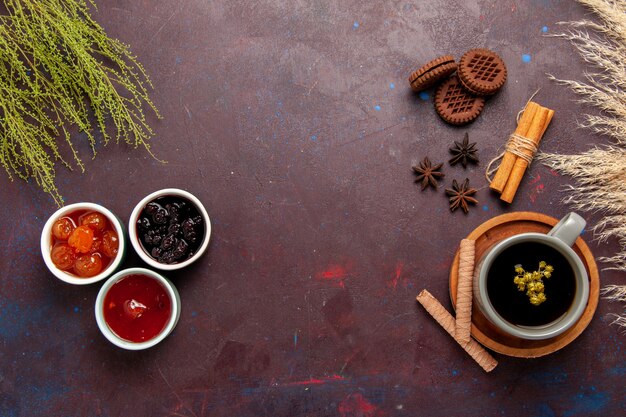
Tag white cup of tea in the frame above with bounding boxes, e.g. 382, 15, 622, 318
473, 213, 589, 340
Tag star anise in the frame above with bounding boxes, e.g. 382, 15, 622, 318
445, 178, 478, 213
412, 157, 444, 190
449, 132, 479, 168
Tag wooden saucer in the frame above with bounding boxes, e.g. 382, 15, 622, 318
449, 212, 600, 358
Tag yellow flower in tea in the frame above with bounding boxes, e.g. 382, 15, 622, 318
544, 264, 554, 278
513, 262, 553, 306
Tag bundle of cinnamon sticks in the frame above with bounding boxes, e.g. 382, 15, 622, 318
489, 101, 554, 203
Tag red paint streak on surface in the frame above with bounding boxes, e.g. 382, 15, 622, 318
320, 265, 347, 279
526, 174, 545, 203
338, 393, 381, 417
549, 169, 560, 177
528, 183, 545, 203
283, 375, 345, 386
529, 173, 542, 185
316, 264, 349, 287
387, 263, 403, 290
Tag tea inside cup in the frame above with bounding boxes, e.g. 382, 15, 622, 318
475, 233, 589, 340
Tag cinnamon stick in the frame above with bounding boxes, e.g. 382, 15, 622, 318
489, 102, 540, 193
416, 290, 498, 372
500, 108, 554, 203
455, 239, 475, 345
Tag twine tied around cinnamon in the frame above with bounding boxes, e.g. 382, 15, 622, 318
485, 133, 539, 183
486, 93, 554, 204
485, 89, 541, 183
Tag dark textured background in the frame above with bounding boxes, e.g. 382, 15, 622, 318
1, 1, 625, 416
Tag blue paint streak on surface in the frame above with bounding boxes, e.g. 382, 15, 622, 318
191, 311, 198, 317
522, 54, 532, 63
542, 26, 549, 33
419, 91, 429, 101
607, 365, 626, 376
536, 403, 556, 417
374, 105, 381, 111
452, 369, 459, 376
529, 368, 568, 384
2, 406, 18, 417
482, 205, 489, 211
293, 331, 298, 348
389, 83, 395, 89
563, 390, 609, 417
1, 297, 57, 343
73, 306, 79, 313
353, 21, 359, 29
0, 300, 24, 341
20, 382, 72, 416
310, 135, 317, 141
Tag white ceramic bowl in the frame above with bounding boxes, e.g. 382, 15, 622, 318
41, 202, 126, 285
128, 188, 211, 270
95, 268, 181, 350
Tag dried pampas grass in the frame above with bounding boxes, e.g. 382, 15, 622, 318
602, 285, 626, 303
601, 285, 626, 332
539, 0, 626, 329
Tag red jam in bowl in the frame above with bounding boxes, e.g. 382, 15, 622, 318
103, 274, 172, 343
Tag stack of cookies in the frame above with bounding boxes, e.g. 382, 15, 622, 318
408, 49, 507, 125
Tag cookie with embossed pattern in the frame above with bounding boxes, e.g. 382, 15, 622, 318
435, 75, 485, 126
458, 49, 507, 96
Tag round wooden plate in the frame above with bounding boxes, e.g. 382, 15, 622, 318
449, 212, 600, 358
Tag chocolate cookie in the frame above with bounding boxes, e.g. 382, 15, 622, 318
434, 75, 485, 126
457, 49, 507, 96
408, 55, 457, 92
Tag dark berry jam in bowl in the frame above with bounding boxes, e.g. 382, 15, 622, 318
129, 189, 211, 270
95, 268, 181, 350
40, 203, 126, 285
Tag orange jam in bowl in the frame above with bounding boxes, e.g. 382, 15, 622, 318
41, 203, 126, 285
